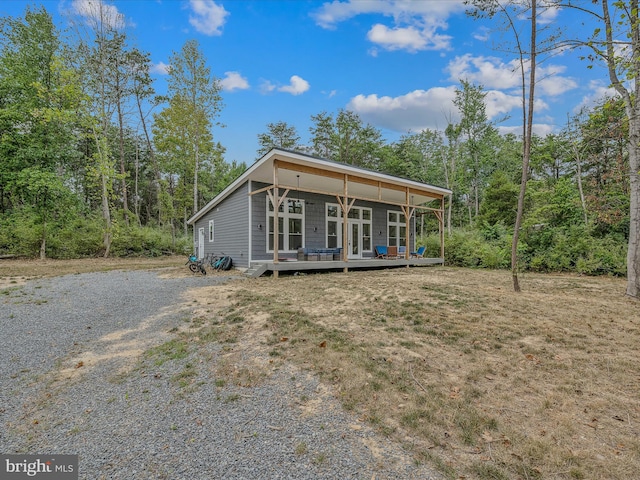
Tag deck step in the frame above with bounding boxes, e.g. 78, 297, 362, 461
244, 263, 268, 278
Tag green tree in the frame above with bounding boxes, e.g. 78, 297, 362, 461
164, 39, 223, 216
468, 0, 560, 291
153, 96, 214, 234
256, 121, 301, 159
308, 109, 384, 167
0, 6, 86, 257
561, 0, 640, 298
454, 79, 493, 219
479, 171, 519, 227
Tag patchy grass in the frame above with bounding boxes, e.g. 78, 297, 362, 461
9, 258, 637, 479
0, 256, 186, 289
187, 267, 639, 480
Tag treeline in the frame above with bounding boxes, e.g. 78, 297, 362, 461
0, 5, 630, 275
257, 82, 629, 276
0, 5, 244, 258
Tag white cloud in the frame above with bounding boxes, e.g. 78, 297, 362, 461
151, 61, 170, 75
367, 23, 453, 52
346, 84, 547, 134
313, 0, 465, 29
71, 0, 126, 29
259, 80, 277, 95
278, 75, 310, 96
312, 0, 465, 52
446, 54, 521, 90
572, 80, 619, 115
498, 123, 556, 137
188, 0, 229, 36
446, 54, 578, 97
220, 71, 249, 92
347, 87, 458, 132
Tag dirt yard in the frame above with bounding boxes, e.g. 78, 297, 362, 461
2, 258, 638, 479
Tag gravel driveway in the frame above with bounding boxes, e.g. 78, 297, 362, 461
0, 269, 440, 479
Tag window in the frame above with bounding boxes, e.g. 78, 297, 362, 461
208, 220, 214, 242
326, 204, 341, 248
326, 203, 372, 252
387, 211, 406, 247
267, 196, 304, 252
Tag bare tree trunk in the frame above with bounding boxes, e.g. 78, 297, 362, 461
101, 171, 112, 257
39, 217, 46, 260
599, 0, 640, 298
135, 92, 161, 224
134, 142, 141, 226
575, 152, 588, 224
116, 81, 129, 226
512, 0, 537, 293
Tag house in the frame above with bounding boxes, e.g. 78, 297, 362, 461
187, 148, 452, 277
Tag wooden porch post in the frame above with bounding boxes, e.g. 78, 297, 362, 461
273, 161, 279, 278
342, 174, 349, 272
440, 196, 445, 263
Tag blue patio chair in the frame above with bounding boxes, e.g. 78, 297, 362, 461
398, 246, 406, 257
410, 245, 426, 258
374, 245, 388, 259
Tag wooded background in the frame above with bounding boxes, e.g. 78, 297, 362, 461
0, 3, 633, 281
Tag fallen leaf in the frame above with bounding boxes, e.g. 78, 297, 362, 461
75, 361, 84, 369
319, 341, 327, 348
280, 337, 289, 342
481, 431, 494, 443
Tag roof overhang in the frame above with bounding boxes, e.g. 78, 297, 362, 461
188, 148, 452, 225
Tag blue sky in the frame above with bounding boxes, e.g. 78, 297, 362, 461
1, 0, 611, 164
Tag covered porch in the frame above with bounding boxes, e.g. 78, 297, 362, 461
248, 150, 451, 278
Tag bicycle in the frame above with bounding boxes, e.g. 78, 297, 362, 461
204, 252, 228, 271
186, 254, 207, 275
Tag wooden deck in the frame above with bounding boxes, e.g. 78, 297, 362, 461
246, 257, 444, 277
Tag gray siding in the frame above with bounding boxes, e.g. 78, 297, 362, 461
249, 182, 414, 261
194, 181, 250, 268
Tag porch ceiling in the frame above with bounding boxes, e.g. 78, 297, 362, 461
250, 151, 448, 208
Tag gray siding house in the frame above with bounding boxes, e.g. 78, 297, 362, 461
187, 149, 451, 277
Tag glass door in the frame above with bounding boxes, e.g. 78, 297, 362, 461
348, 221, 361, 259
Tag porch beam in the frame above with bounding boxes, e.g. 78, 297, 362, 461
274, 159, 344, 181
253, 183, 441, 210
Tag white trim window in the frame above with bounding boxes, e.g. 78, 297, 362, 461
267, 196, 304, 252
326, 204, 341, 249
387, 210, 406, 247
326, 203, 372, 252
208, 220, 214, 242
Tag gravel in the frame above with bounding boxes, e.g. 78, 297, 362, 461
0, 269, 441, 479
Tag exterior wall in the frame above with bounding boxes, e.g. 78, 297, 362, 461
193, 181, 250, 268
249, 182, 415, 261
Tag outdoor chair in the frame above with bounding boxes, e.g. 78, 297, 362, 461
411, 245, 426, 258
398, 246, 406, 258
375, 245, 388, 259
387, 245, 398, 259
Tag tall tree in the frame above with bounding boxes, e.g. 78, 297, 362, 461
163, 39, 223, 215
308, 109, 384, 167
453, 80, 492, 219
564, 0, 640, 298
72, 0, 129, 256
468, 0, 560, 292
129, 48, 160, 223
0, 6, 85, 257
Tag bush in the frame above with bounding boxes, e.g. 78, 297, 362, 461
110, 225, 189, 257
0, 209, 189, 259
423, 224, 626, 276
